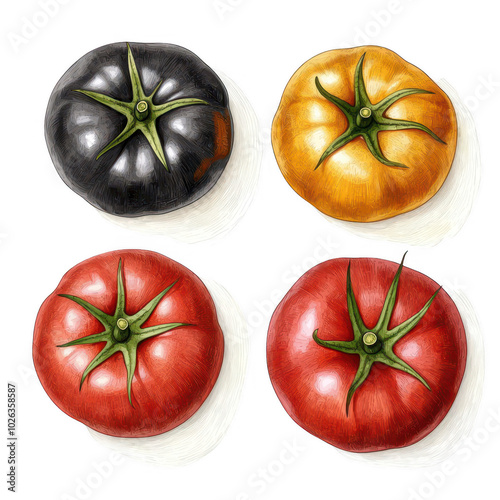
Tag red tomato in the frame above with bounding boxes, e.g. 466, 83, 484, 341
33, 250, 224, 438
267, 256, 466, 452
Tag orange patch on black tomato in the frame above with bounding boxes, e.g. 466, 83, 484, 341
193, 110, 232, 182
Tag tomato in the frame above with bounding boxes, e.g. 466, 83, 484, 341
272, 46, 457, 222
266, 255, 466, 452
33, 250, 224, 438
45, 42, 233, 217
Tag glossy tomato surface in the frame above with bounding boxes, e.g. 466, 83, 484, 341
45, 42, 233, 217
272, 46, 457, 222
267, 257, 466, 452
33, 250, 224, 437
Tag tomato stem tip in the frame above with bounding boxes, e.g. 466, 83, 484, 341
134, 100, 149, 121
360, 107, 372, 118
117, 318, 129, 330
363, 332, 377, 346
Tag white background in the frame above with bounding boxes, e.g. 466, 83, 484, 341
1, 0, 499, 499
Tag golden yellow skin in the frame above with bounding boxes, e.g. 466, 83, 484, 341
272, 46, 457, 222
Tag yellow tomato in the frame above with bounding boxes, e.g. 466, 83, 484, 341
272, 46, 457, 222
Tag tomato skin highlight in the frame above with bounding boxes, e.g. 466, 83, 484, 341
33, 250, 224, 438
272, 46, 458, 222
266, 258, 467, 452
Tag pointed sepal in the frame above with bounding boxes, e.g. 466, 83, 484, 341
135, 322, 190, 342
385, 287, 441, 344
384, 349, 431, 391
346, 262, 367, 339
312, 329, 358, 354
58, 294, 113, 328
373, 87, 434, 112
126, 43, 146, 101
114, 259, 126, 316
57, 331, 110, 348
79, 342, 117, 390
73, 90, 133, 115
138, 120, 168, 169
378, 117, 446, 145
363, 129, 409, 169
353, 53, 371, 108
314, 77, 355, 115
346, 355, 373, 415
118, 342, 138, 406
315, 129, 355, 170
96, 116, 137, 161
374, 252, 407, 332
128, 280, 179, 326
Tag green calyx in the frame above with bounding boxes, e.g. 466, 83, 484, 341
74, 43, 209, 171
57, 259, 189, 406
314, 53, 446, 170
313, 253, 440, 416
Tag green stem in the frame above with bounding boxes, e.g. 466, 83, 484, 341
134, 100, 149, 121
356, 107, 373, 128
113, 318, 131, 343
362, 331, 382, 354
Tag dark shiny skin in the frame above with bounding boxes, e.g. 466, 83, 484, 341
45, 42, 233, 217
